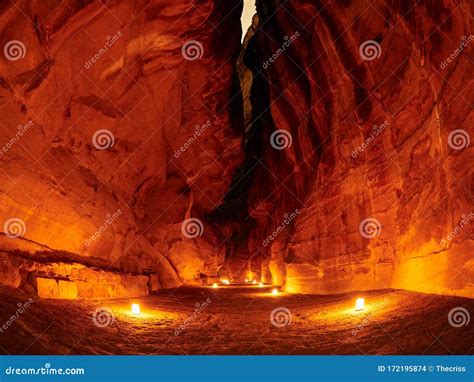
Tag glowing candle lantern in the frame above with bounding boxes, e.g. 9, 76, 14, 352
212, 283, 218, 288
355, 298, 365, 312
131, 303, 141, 315
258, 282, 264, 287
272, 288, 279, 295
252, 280, 257, 284
221, 279, 230, 285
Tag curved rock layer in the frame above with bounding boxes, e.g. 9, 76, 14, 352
246, 0, 473, 297
0, 0, 244, 294
0, 0, 472, 300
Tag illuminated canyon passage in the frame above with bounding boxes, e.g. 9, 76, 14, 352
0, 0, 472, 355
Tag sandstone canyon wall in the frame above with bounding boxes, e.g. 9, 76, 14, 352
0, 0, 472, 300
245, 0, 473, 297
0, 0, 244, 297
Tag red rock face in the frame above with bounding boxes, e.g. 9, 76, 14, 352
0, 0, 243, 293
245, 0, 473, 297
0, 0, 472, 299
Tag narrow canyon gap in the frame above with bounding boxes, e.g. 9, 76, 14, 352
0, 0, 472, 299
0, 0, 472, 355
239, 0, 473, 298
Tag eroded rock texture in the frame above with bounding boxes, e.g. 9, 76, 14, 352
0, 0, 243, 295
1, 0, 472, 300
245, 0, 473, 297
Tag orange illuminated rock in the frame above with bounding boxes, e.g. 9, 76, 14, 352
36, 278, 78, 299
245, 0, 473, 297
0, 0, 244, 288
148, 274, 159, 294
3, 251, 150, 299
36, 278, 60, 299
0, 253, 21, 289
0, 0, 471, 300
58, 280, 78, 299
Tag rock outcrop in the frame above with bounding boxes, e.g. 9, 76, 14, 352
1, 0, 472, 299
245, 0, 473, 297
0, 0, 244, 296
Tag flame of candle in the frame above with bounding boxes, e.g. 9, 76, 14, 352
355, 298, 365, 311
131, 303, 141, 315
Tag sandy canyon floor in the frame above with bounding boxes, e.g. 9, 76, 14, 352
0, 286, 472, 355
